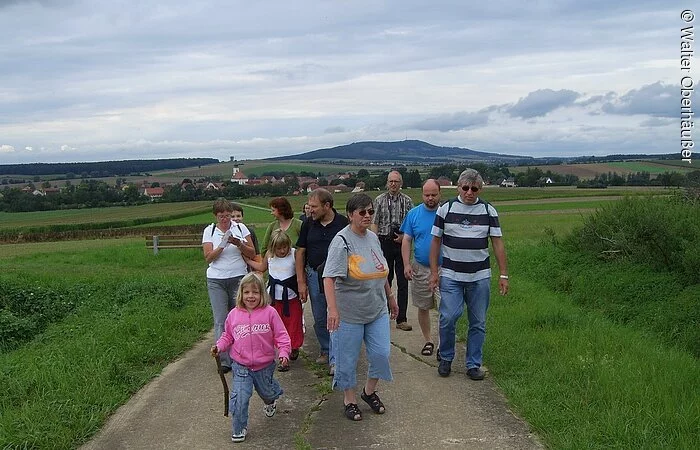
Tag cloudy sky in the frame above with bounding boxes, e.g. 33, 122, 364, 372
0, 0, 690, 163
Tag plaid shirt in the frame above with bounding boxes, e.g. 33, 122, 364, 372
372, 191, 414, 237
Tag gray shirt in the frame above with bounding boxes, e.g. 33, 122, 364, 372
322, 225, 389, 324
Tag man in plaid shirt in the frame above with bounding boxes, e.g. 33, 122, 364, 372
371, 170, 414, 331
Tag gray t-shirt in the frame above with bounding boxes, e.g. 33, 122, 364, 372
322, 225, 389, 324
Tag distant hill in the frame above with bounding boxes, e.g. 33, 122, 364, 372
267, 140, 680, 166
0, 158, 220, 177
267, 140, 538, 164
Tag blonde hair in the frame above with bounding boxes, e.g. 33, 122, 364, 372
267, 228, 292, 258
235, 273, 271, 309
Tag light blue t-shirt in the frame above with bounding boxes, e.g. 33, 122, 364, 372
400, 204, 441, 267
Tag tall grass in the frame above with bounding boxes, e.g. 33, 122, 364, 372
485, 270, 699, 449
0, 241, 212, 448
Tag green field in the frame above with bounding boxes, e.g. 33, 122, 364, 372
606, 161, 696, 174
0, 201, 210, 230
1, 190, 698, 449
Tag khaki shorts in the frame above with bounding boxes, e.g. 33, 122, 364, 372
410, 261, 440, 310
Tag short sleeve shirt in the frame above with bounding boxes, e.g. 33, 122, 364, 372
400, 204, 440, 266
372, 191, 414, 237
202, 222, 251, 279
322, 226, 389, 324
296, 210, 349, 268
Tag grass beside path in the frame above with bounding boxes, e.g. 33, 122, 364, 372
478, 244, 700, 449
0, 241, 212, 448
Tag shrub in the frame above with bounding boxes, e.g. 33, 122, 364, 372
564, 195, 700, 284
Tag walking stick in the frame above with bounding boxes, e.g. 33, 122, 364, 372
214, 354, 230, 417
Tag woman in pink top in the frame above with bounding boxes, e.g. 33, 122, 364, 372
210, 272, 291, 443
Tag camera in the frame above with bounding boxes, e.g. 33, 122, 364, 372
391, 223, 402, 238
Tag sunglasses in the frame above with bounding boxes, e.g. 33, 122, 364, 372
460, 185, 480, 193
356, 208, 375, 217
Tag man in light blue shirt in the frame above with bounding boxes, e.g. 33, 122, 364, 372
400, 179, 442, 357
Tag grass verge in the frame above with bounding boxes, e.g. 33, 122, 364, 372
0, 241, 212, 448
483, 269, 699, 448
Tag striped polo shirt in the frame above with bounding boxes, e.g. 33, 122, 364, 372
431, 196, 502, 282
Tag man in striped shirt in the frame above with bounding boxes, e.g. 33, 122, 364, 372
429, 169, 509, 380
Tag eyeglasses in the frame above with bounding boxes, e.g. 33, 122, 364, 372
460, 185, 480, 193
356, 209, 375, 216
216, 214, 232, 220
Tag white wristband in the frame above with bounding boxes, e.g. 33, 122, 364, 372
499, 275, 509, 280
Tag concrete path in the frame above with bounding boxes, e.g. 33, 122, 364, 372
82, 302, 542, 449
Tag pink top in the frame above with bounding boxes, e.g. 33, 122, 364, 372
215, 305, 291, 371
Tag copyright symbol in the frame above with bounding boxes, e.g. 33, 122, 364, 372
681, 9, 694, 22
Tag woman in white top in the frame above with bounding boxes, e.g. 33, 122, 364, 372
246, 229, 305, 370
202, 198, 256, 372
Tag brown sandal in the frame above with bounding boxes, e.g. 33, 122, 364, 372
344, 403, 362, 421
421, 342, 435, 356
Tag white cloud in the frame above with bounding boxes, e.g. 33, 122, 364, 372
1, 144, 15, 153
0, 0, 684, 163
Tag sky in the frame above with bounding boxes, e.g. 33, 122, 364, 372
0, 0, 692, 164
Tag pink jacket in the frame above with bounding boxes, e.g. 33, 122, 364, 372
216, 305, 291, 371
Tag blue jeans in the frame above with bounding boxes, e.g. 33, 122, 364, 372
332, 313, 393, 391
230, 360, 283, 435
438, 276, 490, 369
305, 266, 335, 364
207, 276, 244, 368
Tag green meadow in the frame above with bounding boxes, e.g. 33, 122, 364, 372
1, 188, 698, 449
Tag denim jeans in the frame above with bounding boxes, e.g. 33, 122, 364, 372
438, 276, 490, 369
229, 360, 282, 435
332, 313, 393, 391
207, 276, 243, 368
305, 265, 335, 364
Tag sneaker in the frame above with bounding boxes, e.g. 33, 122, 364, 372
328, 364, 335, 376
290, 349, 300, 360
315, 353, 329, 365
467, 367, 485, 381
395, 322, 412, 331
231, 428, 247, 443
438, 359, 452, 377
436, 349, 441, 362
263, 400, 277, 417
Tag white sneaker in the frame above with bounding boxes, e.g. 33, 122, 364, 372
263, 400, 277, 417
231, 428, 247, 443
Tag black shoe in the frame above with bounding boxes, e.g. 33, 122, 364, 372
436, 349, 441, 362
438, 360, 451, 377
290, 349, 299, 360
467, 367, 485, 380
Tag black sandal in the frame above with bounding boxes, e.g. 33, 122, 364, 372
421, 342, 435, 356
344, 403, 362, 421
361, 389, 385, 414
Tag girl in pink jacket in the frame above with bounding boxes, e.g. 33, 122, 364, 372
211, 272, 291, 443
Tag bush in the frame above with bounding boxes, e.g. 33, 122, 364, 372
565, 195, 700, 284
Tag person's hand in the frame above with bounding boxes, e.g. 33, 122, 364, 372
499, 278, 509, 296
327, 308, 339, 332
428, 272, 439, 292
229, 236, 242, 247
403, 265, 413, 281
393, 234, 403, 244
388, 295, 399, 320
298, 283, 308, 303
218, 230, 232, 248
210, 345, 219, 358
279, 356, 289, 369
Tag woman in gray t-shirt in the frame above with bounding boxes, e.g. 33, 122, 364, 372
323, 193, 399, 421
